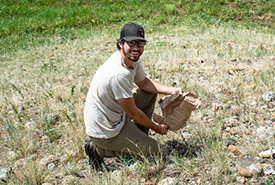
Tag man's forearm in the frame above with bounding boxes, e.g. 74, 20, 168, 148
118, 95, 169, 135
138, 78, 180, 95
129, 107, 159, 131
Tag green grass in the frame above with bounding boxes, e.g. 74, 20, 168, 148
1, 0, 274, 54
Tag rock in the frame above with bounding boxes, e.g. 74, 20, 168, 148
0, 168, 11, 182
128, 162, 138, 171
8, 151, 18, 160
13, 159, 26, 171
225, 127, 232, 134
196, 178, 203, 184
111, 170, 123, 183
25, 122, 36, 130
237, 158, 262, 177
226, 137, 237, 146
39, 155, 58, 168
41, 135, 50, 146
262, 91, 275, 102
236, 176, 246, 184
228, 145, 247, 156
256, 126, 274, 139
223, 117, 238, 127
158, 177, 176, 185
144, 177, 157, 185
47, 163, 55, 170
227, 152, 236, 158
44, 113, 60, 124
260, 105, 268, 111
230, 105, 241, 116
18, 106, 25, 112
76, 170, 87, 178
212, 103, 223, 111
60, 154, 69, 164
182, 132, 192, 139
27, 154, 37, 161
61, 175, 78, 185
259, 148, 275, 158
13, 159, 26, 179
36, 129, 44, 136
261, 164, 274, 175
44, 175, 56, 183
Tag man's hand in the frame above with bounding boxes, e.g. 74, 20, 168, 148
172, 87, 184, 95
154, 124, 169, 135
118, 97, 169, 134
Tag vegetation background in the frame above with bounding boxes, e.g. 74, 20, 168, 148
0, 0, 274, 184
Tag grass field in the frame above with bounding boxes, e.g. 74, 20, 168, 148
0, 0, 274, 184
1, 0, 274, 54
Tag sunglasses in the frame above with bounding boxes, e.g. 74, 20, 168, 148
125, 40, 147, 48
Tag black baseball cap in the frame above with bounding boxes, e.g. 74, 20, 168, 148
120, 23, 147, 42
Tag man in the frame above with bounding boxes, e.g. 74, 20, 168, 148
84, 23, 183, 170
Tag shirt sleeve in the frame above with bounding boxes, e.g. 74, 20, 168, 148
134, 62, 146, 83
109, 74, 133, 100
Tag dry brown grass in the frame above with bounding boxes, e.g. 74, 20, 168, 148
0, 25, 274, 184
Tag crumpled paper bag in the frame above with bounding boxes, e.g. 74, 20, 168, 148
153, 92, 201, 131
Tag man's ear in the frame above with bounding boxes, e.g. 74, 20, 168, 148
118, 40, 124, 49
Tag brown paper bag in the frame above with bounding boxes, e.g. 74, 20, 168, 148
153, 92, 201, 131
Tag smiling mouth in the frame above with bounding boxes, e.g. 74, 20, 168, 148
130, 51, 140, 56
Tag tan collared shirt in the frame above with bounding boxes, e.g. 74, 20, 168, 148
84, 51, 146, 138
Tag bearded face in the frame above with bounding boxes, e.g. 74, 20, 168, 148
120, 40, 145, 62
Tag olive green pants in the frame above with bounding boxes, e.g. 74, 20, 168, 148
91, 89, 161, 158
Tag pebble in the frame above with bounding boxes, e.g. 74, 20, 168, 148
17, 105, 25, 112
36, 129, 44, 136
225, 127, 233, 134
262, 91, 275, 102
61, 175, 78, 185
236, 176, 246, 184
76, 170, 87, 178
14, 159, 26, 169
212, 103, 223, 111
60, 154, 69, 164
128, 162, 138, 171
0, 168, 11, 182
226, 137, 237, 146
196, 178, 203, 184
237, 158, 262, 177
259, 148, 275, 158
47, 163, 55, 170
158, 177, 176, 185
231, 105, 241, 116
111, 170, 122, 182
224, 117, 238, 127
225, 127, 239, 135
41, 135, 51, 146
25, 122, 36, 130
256, 126, 274, 139
182, 132, 192, 139
44, 175, 56, 183
39, 155, 56, 167
228, 145, 247, 156
44, 113, 60, 124
261, 164, 275, 175
8, 151, 17, 160
260, 105, 268, 110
